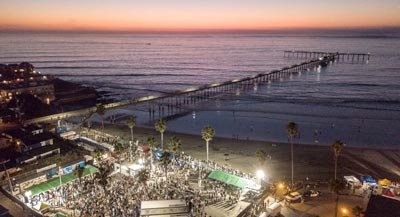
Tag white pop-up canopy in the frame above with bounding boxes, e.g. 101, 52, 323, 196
344, 176, 361, 184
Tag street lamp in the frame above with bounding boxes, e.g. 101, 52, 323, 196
342, 208, 348, 217
256, 170, 265, 186
256, 170, 265, 179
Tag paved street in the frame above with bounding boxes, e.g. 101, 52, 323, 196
0, 190, 26, 217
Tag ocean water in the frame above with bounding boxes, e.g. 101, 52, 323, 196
1, 31, 399, 148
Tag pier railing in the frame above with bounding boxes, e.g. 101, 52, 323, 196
24, 51, 363, 124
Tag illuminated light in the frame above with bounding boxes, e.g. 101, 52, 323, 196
342, 208, 347, 214
231, 79, 240, 83
256, 170, 265, 179
249, 75, 257, 79
46, 98, 50, 105
279, 183, 284, 189
210, 83, 220, 87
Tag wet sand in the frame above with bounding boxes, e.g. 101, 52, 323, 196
98, 123, 400, 183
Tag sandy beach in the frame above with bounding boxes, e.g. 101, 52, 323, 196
96, 122, 400, 183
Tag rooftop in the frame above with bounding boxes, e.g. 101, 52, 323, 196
365, 194, 400, 217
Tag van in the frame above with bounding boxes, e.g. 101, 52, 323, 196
267, 202, 281, 216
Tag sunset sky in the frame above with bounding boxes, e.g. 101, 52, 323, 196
1, 0, 399, 31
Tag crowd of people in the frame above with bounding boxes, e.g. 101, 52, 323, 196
26, 143, 257, 217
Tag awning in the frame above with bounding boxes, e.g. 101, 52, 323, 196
208, 170, 249, 188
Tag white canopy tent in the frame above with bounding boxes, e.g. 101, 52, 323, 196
344, 176, 361, 184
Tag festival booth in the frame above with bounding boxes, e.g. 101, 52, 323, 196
344, 175, 362, 189
344, 176, 361, 185
378, 178, 397, 197
207, 170, 260, 190
361, 175, 377, 190
378, 178, 391, 186
361, 176, 377, 185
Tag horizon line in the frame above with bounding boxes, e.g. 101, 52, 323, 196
1, 26, 400, 34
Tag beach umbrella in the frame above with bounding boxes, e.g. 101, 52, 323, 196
378, 178, 391, 186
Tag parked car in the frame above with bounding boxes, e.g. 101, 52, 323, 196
303, 190, 321, 198
285, 192, 302, 203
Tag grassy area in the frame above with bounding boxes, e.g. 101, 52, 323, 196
26, 165, 98, 196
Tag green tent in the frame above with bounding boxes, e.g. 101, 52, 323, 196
26, 165, 98, 196
207, 170, 248, 188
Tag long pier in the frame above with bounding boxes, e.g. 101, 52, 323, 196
24, 51, 368, 125
284, 50, 370, 62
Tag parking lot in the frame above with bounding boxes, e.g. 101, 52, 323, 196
279, 188, 370, 217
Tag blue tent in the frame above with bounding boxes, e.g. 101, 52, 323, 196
361, 176, 377, 184
155, 151, 163, 159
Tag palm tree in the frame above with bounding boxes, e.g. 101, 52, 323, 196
74, 165, 85, 184
147, 136, 156, 170
114, 141, 126, 176
95, 164, 112, 194
147, 136, 156, 150
96, 104, 106, 135
126, 115, 136, 143
286, 122, 298, 191
332, 140, 344, 180
256, 149, 267, 166
352, 205, 364, 217
155, 119, 167, 149
330, 179, 345, 217
201, 126, 215, 162
167, 136, 182, 158
160, 151, 172, 183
